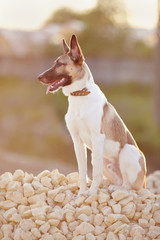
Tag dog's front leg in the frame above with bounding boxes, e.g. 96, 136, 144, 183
72, 136, 87, 195
89, 134, 105, 195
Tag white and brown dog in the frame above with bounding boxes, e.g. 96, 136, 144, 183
38, 35, 147, 195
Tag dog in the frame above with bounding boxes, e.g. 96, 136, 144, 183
38, 34, 147, 195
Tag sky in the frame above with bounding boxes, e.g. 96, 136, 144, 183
0, 0, 158, 31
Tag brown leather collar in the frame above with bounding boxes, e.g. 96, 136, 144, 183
70, 88, 91, 96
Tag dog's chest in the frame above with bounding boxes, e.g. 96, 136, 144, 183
65, 94, 106, 149
65, 103, 93, 149
75, 117, 92, 149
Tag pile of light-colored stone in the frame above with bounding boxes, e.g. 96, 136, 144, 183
147, 171, 160, 194
0, 169, 160, 240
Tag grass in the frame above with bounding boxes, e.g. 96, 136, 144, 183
0, 76, 159, 172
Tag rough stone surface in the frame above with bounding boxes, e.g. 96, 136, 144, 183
147, 170, 160, 194
0, 169, 160, 239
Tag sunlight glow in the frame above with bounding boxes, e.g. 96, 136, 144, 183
0, 0, 158, 31
0, 0, 97, 30
124, 0, 158, 29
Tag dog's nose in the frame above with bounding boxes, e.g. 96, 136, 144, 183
38, 73, 44, 81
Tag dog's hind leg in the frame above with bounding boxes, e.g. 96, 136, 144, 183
119, 144, 146, 190
103, 158, 122, 186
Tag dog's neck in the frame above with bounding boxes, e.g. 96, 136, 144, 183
62, 62, 94, 96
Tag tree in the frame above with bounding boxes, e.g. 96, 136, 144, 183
45, 0, 128, 57
46, 8, 79, 24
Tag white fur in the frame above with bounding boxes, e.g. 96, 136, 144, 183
104, 140, 120, 160
63, 63, 93, 96
119, 144, 141, 187
65, 64, 107, 194
38, 36, 145, 194
63, 62, 145, 194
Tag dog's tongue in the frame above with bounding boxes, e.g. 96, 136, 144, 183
46, 78, 66, 95
46, 85, 52, 95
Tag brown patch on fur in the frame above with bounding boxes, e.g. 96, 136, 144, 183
65, 63, 85, 81
101, 103, 138, 149
100, 101, 147, 190
38, 53, 85, 86
101, 103, 128, 148
132, 154, 147, 190
103, 158, 122, 185
56, 54, 85, 81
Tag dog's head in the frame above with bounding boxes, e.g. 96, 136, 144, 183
38, 35, 85, 94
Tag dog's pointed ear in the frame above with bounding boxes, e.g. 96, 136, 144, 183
69, 34, 84, 64
63, 39, 70, 53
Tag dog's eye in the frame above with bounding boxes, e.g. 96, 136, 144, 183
56, 61, 66, 67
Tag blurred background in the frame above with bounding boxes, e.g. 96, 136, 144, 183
0, 0, 160, 175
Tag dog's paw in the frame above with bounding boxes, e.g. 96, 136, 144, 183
108, 184, 127, 192
77, 189, 89, 197
108, 184, 120, 192
87, 187, 98, 196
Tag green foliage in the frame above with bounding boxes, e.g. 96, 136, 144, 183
44, 0, 153, 58
45, 0, 129, 57
132, 41, 153, 59
46, 7, 80, 24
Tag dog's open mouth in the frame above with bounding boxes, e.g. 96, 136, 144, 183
46, 78, 67, 94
